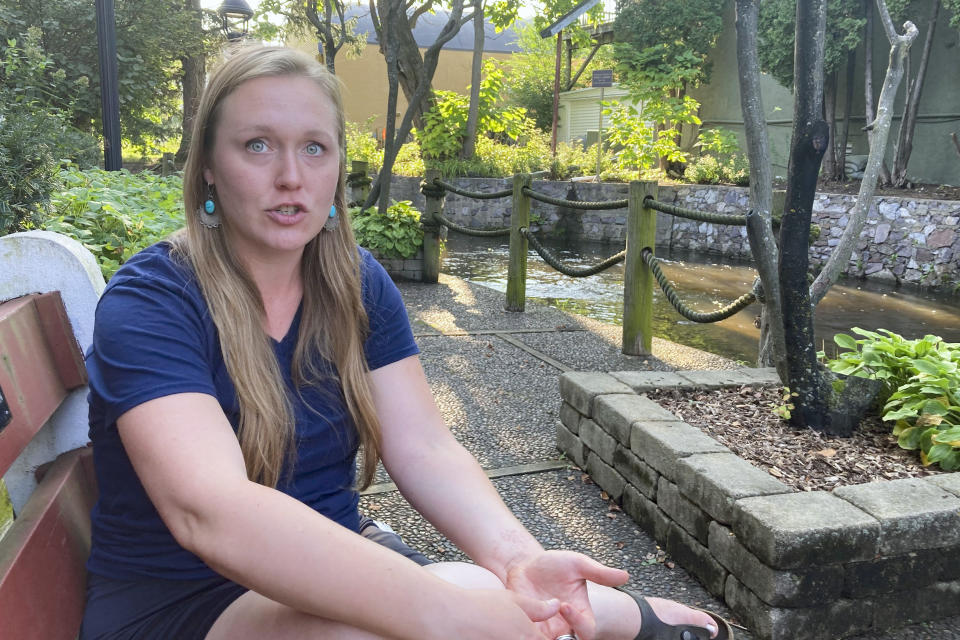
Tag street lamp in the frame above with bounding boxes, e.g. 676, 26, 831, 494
217, 0, 254, 41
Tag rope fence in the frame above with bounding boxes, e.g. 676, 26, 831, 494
642, 196, 747, 226
346, 162, 764, 355
640, 248, 758, 323
521, 228, 626, 277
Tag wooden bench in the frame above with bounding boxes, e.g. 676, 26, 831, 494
0, 231, 106, 640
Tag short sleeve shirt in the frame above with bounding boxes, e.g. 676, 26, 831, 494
85, 243, 419, 580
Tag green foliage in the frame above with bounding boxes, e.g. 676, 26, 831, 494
417, 61, 527, 161
350, 200, 423, 259
822, 328, 960, 471
613, 0, 724, 92
42, 168, 185, 279
604, 100, 698, 171
346, 119, 384, 171
0, 0, 214, 151
0, 30, 98, 233
757, 0, 864, 89
685, 155, 750, 186
694, 128, 740, 157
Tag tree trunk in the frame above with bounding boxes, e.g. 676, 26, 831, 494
863, 0, 893, 185
461, 0, 484, 160
735, 0, 787, 377
890, 0, 939, 187
780, 0, 831, 431
810, 8, 917, 306
823, 71, 838, 180
365, 0, 465, 210
176, 0, 204, 163
838, 48, 856, 179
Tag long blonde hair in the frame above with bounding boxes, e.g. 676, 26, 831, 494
172, 45, 382, 489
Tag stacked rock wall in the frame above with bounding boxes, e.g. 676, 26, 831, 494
388, 176, 959, 289
557, 369, 960, 640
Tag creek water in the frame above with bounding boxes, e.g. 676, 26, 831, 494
441, 234, 960, 364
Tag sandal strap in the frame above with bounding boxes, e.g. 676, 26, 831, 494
617, 588, 718, 640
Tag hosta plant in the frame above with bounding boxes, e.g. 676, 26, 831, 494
822, 328, 960, 471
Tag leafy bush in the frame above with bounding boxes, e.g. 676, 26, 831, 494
685, 154, 750, 186
417, 61, 527, 161
43, 168, 184, 278
823, 328, 960, 471
346, 119, 384, 171
392, 141, 425, 177
350, 200, 423, 259
0, 29, 98, 233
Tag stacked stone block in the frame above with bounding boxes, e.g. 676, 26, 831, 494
557, 370, 960, 640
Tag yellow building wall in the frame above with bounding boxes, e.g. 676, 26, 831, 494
291, 40, 511, 134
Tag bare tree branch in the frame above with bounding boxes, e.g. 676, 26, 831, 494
810, 8, 918, 305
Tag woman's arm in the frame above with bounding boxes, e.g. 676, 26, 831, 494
117, 392, 554, 640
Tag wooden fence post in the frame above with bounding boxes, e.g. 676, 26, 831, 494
422, 169, 443, 284
622, 181, 657, 355
505, 173, 531, 312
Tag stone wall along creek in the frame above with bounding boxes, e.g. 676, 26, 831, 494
388, 176, 960, 290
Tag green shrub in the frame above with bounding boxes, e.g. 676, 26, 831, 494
0, 29, 98, 233
43, 168, 184, 279
417, 61, 526, 161
822, 328, 960, 471
350, 200, 423, 259
346, 119, 383, 171
685, 154, 750, 186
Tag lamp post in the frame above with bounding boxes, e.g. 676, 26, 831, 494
95, 0, 122, 171
218, 0, 254, 41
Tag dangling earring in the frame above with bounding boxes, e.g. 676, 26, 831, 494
197, 183, 220, 229
324, 204, 339, 231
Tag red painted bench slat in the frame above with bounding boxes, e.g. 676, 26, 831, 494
0, 447, 96, 640
0, 293, 86, 476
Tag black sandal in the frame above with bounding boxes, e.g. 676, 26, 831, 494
618, 588, 734, 640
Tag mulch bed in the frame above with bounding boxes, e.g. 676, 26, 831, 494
647, 386, 948, 493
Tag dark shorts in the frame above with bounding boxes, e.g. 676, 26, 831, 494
80, 516, 432, 640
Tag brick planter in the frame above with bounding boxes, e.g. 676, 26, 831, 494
556, 369, 960, 640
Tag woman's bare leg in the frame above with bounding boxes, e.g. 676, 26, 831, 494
204, 561, 504, 640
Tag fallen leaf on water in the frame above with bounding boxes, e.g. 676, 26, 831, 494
616, 542, 625, 549
600, 491, 610, 501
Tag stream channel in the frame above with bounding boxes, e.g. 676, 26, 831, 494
441, 234, 960, 364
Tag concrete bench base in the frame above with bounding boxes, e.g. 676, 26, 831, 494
557, 369, 960, 640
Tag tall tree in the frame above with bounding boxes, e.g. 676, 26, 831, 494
461, 0, 487, 159
176, 0, 208, 162
612, 0, 724, 172
254, 0, 366, 74
736, 0, 917, 432
363, 0, 467, 213
0, 0, 211, 150
757, 0, 864, 180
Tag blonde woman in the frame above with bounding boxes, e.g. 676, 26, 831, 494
80, 46, 730, 640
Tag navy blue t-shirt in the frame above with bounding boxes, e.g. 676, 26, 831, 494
85, 242, 419, 581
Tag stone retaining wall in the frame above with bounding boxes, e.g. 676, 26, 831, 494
388, 176, 960, 289
368, 248, 424, 282
556, 369, 960, 640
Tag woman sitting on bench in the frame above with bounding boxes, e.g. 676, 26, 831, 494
80, 45, 730, 640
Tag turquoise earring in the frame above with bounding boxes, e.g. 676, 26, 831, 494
324, 204, 339, 231
198, 183, 220, 228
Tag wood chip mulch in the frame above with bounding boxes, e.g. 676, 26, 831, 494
647, 386, 949, 492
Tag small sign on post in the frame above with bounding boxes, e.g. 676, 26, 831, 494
591, 69, 613, 87
591, 70, 613, 181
